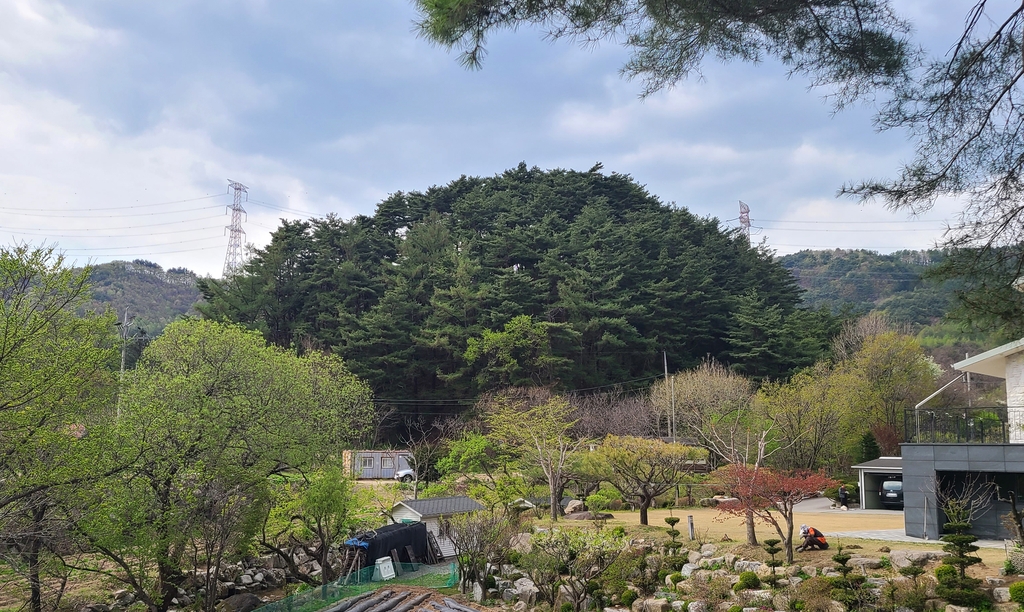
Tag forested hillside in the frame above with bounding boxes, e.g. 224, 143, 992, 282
198, 165, 838, 408
82, 259, 202, 334
778, 249, 954, 325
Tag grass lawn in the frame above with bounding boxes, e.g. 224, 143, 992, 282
601, 507, 1009, 573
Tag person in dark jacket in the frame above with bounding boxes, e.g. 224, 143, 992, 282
795, 524, 828, 551
838, 484, 849, 508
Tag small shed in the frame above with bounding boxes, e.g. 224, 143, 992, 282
851, 456, 902, 509
391, 496, 484, 559
342, 450, 411, 479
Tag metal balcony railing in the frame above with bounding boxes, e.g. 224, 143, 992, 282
904, 406, 1010, 444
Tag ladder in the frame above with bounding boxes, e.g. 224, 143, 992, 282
426, 531, 445, 564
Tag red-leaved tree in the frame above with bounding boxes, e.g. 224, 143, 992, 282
713, 465, 837, 562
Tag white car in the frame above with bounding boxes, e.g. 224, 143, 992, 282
393, 468, 415, 483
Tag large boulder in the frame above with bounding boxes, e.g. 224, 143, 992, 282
733, 561, 762, 573
994, 587, 1011, 603
515, 578, 539, 605
688, 551, 702, 565
217, 594, 262, 612
510, 533, 533, 554
680, 563, 699, 578
889, 550, 949, 569
565, 500, 586, 514
848, 557, 882, 570
700, 544, 718, 556
643, 598, 669, 612
686, 602, 707, 612
563, 511, 613, 520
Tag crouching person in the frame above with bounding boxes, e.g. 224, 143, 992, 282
795, 524, 828, 551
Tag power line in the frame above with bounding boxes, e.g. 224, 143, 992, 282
6, 224, 224, 238
246, 198, 317, 219
2, 214, 228, 232
0, 204, 222, 219
59, 235, 224, 252
759, 226, 944, 233
0, 193, 227, 213
63, 244, 227, 256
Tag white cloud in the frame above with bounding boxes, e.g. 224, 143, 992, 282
0, 76, 334, 276
0, 0, 115, 66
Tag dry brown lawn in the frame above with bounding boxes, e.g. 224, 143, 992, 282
601, 506, 1007, 574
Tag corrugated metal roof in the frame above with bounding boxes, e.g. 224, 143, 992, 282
851, 456, 902, 471
395, 496, 484, 517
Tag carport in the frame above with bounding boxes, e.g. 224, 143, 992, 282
851, 456, 902, 510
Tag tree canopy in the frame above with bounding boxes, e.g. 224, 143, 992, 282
416, 1, 1024, 336
414, 0, 912, 101
199, 165, 832, 412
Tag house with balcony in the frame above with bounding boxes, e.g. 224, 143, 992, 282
903, 338, 1024, 540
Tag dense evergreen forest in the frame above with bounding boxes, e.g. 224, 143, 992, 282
198, 165, 838, 408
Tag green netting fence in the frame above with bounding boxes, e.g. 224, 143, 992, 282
258, 563, 458, 612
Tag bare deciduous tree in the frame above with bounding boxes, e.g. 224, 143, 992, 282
568, 389, 659, 438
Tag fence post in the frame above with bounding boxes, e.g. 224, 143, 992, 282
687, 515, 695, 541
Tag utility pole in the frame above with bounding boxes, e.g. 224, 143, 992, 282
223, 180, 248, 277
966, 352, 972, 408
671, 374, 676, 443
116, 307, 134, 420
663, 350, 671, 442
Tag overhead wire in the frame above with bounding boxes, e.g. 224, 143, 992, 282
0, 193, 227, 213
0, 204, 224, 218
59, 235, 225, 251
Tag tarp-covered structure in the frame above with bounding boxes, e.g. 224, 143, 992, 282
350, 521, 428, 564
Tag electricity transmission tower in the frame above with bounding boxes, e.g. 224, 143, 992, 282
223, 180, 248, 277
741, 201, 749, 244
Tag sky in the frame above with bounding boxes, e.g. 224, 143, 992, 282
0, 0, 991, 277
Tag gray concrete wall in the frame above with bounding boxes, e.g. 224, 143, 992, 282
902, 443, 1024, 540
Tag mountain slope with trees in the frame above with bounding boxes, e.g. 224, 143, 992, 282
778, 249, 953, 326
198, 164, 838, 409
81, 259, 202, 335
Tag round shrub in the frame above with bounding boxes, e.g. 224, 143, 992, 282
620, 590, 638, 608
1009, 581, 1024, 606
561, 603, 574, 612
934, 564, 956, 584
485, 575, 496, 589
668, 573, 683, 585
734, 571, 761, 591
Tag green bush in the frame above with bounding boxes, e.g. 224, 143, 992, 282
620, 590, 638, 608
879, 555, 891, 570
668, 573, 682, 584
485, 575, 496, 589
611, 526, 626, 538
934, 564, 956, 583
658, 569, 671, 582
728, 606, 743, 612
1009, 581, 1024, 606
507, 551, 522, 566
560, 603, 574, 612
734, 571, 761, 591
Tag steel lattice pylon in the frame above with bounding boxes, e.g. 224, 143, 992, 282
223, 180, 248, 277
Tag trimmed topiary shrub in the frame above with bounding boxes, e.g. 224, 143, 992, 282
620, 590, 638, 608
1008, 581, 1024, 608
734, 571, 761, 591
